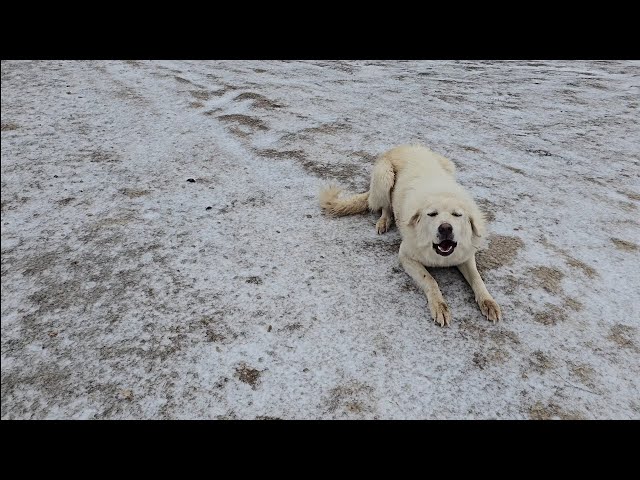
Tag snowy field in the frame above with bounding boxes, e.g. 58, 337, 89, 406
1, 60, 639, 419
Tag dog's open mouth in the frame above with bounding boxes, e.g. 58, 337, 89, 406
433, 239, 457, 256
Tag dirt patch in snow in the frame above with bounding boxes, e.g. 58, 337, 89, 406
218, 114, 269, 131
534, 304, 566, 326
611, 238, 638, 252
234, 92, 283, 109
476, 198, 497, 222
528, 401, 585, 420
1, 122, 19, 131
476, 234, 525, 273
235, 365, 262, 389
529, 266, 565, 294
324, 381, 375, 417
608, 324, 639, 352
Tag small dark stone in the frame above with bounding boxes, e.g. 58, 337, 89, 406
306, 214, 312, 218
53, 175, 58, 178
187, 178, 196, 183
276, 230, 280, 233
206, 206, 212, 210
267, 325, 272, 332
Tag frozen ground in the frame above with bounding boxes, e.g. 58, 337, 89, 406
1, 60, 639, 419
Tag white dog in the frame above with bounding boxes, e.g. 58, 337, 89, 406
320, 144, 501, 327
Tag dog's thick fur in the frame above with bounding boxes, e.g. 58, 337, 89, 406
320, 144, 501, 326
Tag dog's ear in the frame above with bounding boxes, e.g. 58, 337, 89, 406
409, 211, 421, 226
468, 203, 486, 240
470, 215, 484, 237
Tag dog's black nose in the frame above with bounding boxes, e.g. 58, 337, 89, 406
438, 223, 453, 236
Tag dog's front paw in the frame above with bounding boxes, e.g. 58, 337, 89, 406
479, 298, 502, 323
376, 216, 391, 234
429, 299, 451, 327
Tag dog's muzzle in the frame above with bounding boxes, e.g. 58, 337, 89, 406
433, 239, 457, 256
433, 222, 456, 256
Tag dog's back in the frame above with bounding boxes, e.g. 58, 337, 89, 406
384, 144, 456, 181
319, 144, 458, 219
383, 146, 460, 222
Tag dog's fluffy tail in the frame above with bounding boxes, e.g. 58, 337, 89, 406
319, 185, 370, 216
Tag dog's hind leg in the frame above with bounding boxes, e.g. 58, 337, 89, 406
376, 207, 393, 234
368, 154, 395, 234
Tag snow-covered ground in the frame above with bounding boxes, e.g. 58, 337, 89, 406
1, 60, 639, 419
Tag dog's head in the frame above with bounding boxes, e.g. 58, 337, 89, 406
408, 193, 486, 263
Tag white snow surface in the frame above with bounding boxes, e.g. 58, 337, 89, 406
1, 60, 639, 419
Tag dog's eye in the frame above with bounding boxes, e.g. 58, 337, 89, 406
452, 212, 462, 217
427, 212, 438, 217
